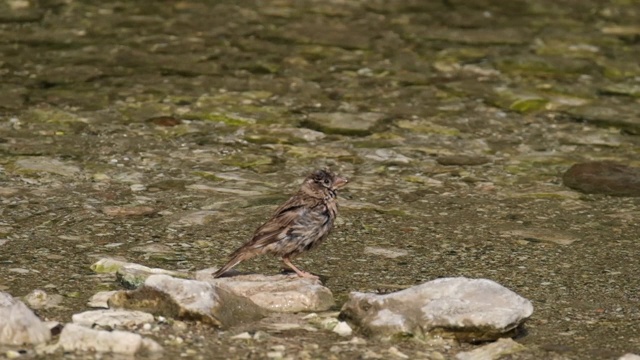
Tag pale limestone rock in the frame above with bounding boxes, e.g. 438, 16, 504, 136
24, 289, 63, 309
72, 309, 154, 329
57, 324, 162, 355
196, 269, 335, 313
340, 277, 533, 341
0, 291, 51, 345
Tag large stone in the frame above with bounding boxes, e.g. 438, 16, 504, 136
301, 112, 386, 136
108, 275, 265, 328
195, 270, 335, 313
339, 277, 533, 342
72, 310, 155, 329
563, 162, 640, 197
0, 291, 51, 345
57, 324, 162, 355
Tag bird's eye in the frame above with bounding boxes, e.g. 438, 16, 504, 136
323, 179, 330, 185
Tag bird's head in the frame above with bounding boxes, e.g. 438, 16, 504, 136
304, 169, 348, 195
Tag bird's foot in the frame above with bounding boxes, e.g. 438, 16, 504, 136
282, 257, 319, 279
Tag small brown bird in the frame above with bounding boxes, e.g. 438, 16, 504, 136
213, 169, 348, 279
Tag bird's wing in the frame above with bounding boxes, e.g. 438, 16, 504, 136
233, 195, 320, 253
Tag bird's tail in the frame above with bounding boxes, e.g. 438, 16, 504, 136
212, 251, 253, 278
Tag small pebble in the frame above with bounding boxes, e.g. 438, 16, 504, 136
388, 346, 409, 359
267, 351, 283, 358
6, 350, 21, 359
231, 332, 252, 340
130, 184, 147, 192
253, 331, 270, 340
333, 321, 353, 337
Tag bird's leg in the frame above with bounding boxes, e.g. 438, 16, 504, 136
282, 256, 318, 279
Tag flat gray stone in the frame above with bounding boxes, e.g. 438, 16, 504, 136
57, 324, 162, 355
340, 277, 533, 341
196, 269, 335, 313
14, 157, 81, 177
72, 309, 155, 329
302, 112, 386, 136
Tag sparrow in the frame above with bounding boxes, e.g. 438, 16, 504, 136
213, 169, 348, 279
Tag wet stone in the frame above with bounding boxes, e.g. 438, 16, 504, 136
563, 162, 640, 197
108, 274, 266, 328
363, 247, 408, 259
72, 309, 155, 329
340, 277, 533, 342
56, 323, 162, 355
599, 84, 640, 98
301, 112, 386, 136
564, 104, 640, 135
0, 291, 51, 345
502, 228, 579, 245
437, 155, 491, 166
102, 206, 158, 217
196, 270, 335, 313
176, 210, 218, 226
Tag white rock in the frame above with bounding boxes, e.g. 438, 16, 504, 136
619, 354, 640, 360
87, 291, 118, 308
388, 346, 409, 359
72, 309, 154, 329
196, 269, 335, 313
6, 350, 21, 358
364, 149, 412, 164
364, 247, 409, 258
90, 258, 188, 289
130, 184, 147, 192
176, 210, 218, 226
333, 322, 353, 337
57, 323, 162, 355
231, 332, 252, 340
455, 338, 525, 360
0, 291, 51, 345
340, 277, 533, 341
24, 289, 63, 309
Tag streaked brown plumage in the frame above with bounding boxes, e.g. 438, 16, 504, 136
213, 169, 348, 278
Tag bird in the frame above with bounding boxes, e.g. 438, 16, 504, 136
212, 169, 348, 279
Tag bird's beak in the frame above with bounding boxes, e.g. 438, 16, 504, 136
333, 176, 348, 189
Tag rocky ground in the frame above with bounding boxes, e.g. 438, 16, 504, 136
1, 0, 640, 359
